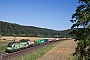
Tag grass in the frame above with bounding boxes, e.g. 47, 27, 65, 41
73, 56, 78, 60
1, 44, 7, 52
17, 41, 61, 60
70, 54, 77, 60
0, 41, 11, 52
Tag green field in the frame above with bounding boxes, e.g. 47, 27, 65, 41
17, 41, 61, 60
0, 41, 11, 52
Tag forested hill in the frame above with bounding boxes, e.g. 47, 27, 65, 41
0, 21, 72, 38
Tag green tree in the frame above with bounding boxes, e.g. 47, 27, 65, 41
70, 0, 90, 60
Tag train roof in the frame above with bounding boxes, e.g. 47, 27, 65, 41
8, 42, 20, 44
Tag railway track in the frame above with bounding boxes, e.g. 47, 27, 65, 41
2, 41, 61, 60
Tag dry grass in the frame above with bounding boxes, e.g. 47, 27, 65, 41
1, 36, 38, 41
37, 40, 78, 60
1, 36, 54, 42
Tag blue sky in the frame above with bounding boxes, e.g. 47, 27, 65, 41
0, 0, 78, 30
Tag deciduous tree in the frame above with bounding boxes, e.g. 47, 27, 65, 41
70, 0, 90, 60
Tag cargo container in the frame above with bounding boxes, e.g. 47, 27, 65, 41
44, 39, 49, 44
59, 38, 62, 40
29, 40, 35, 47
53, 38, 56, 41
56, 38, 60, 41
37, 39, 44, 44
48, 39, 52, 42
48, 38, 53, 42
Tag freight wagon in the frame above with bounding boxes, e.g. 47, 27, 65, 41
37, 39, 45, 44
44, 39, 49, 44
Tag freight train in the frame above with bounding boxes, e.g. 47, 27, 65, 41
5, 38, 71, 53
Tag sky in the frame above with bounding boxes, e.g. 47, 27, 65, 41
0, 0, 79, 30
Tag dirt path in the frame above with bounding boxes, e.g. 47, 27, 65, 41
37, 40, 78, 60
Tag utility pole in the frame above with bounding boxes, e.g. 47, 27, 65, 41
0, 35, 2, 60
13, 36, 16, 42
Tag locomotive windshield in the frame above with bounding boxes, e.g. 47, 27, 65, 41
7, 43, 13, 47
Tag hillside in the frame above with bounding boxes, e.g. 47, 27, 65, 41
0, 21, 72, 38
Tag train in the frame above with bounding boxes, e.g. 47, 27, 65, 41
5, 38, 72, 53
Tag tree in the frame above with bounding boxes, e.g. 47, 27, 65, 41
70, 0, 90, 60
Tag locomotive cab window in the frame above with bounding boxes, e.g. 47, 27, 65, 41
7, 44, 12, 47
13, 45, 15, 47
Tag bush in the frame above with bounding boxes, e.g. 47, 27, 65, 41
3, 39, 6, 40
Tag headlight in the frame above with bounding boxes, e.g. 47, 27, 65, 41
7, 47, 12, 50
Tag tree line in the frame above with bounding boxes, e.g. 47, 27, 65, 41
0, 21, 72, 38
